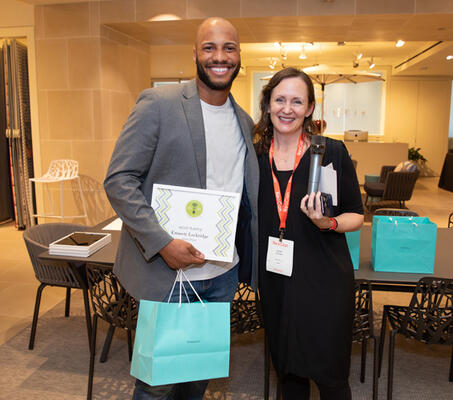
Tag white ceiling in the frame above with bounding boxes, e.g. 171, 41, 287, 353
17, 1, 453, 78
110, 15, 453, 78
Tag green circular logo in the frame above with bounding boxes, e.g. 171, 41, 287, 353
186, 200, 203, 217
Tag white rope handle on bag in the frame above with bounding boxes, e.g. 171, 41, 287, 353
388, 216, 417, 229
166, 270, 189, 304
179, 270, 205, 308
166, 269, 205, 308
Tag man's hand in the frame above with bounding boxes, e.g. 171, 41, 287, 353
159, 239, 205, 270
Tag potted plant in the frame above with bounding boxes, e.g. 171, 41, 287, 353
408, 147, 431, 176
408, 147, 427, 164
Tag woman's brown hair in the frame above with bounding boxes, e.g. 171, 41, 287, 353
254, 67, 318, 155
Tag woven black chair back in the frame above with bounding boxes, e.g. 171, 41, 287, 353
400, 277, 453, 344
230, 282, 263, 334
85, 263, 137, 331
353, 279, 374, 342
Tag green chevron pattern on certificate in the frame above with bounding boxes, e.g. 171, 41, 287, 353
151, 184, 241, 263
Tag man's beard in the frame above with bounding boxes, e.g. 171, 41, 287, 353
196, 58, 241, 91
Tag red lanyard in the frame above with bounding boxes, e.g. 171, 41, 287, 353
269, 133, 305, 240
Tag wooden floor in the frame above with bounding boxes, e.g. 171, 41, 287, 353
0, 176, 452, 346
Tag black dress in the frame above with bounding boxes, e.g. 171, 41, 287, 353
258, 137, 364, 387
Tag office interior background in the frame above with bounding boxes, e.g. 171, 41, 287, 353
0, 0, 453, 223
1, 3, 453, 399
1, 0, 453, 225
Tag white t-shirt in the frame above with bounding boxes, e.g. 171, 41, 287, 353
183, 98, 246, 281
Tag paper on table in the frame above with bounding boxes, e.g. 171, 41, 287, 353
319, 163, 338, 206
102, 218, 123, 231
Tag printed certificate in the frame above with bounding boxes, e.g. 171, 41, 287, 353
151, 184, 241, 262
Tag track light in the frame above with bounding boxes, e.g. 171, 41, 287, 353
299, 46, 307, 60
281, 49, 287, 61
269, 58, 277, 69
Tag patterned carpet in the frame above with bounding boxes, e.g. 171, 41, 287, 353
0, 292, 451, 399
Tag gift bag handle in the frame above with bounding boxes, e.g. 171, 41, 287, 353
387, 216, 418, 229
167, 270, 205, 308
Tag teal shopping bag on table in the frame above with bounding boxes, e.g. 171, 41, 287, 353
130, 270, 230, 386
371, 216, 437, 273
345, 230, 361, 270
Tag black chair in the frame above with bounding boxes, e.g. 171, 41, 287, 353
264, 280, 378, 400
374, 208, 419, 217
231, 282, 263, 334
364, 165, 419, 210
353, 279, 379, 400
448, 212, 453, 228
85, 263, 138, 400
378, 277, 453, 400
23, 222, 90, 350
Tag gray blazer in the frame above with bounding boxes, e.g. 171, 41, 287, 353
104, 80, 259, 301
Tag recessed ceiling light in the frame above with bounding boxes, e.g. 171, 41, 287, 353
446, 55, 453, 60
148, 14, 181, 21
395, 40, 405, 47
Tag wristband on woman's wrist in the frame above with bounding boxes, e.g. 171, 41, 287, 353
320, 217, 338, 232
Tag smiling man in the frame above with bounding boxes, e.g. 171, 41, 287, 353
104, 17, 259, 400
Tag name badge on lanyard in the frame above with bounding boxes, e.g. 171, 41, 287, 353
266, 236, 294, 276
265, 134, 305, 277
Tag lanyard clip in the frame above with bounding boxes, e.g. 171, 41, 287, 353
279, 228, 285, 242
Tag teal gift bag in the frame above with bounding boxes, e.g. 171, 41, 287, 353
371, 216, 437, 273
345, 230, 361, 270
130, 270, 230, 386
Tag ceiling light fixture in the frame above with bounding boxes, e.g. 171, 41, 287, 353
281, 48, 288, 61
368, 58, 375, 69
395, 40, 405, 48
269, 58, 277, 70
148, 14, 182, 21
446, 55, 453, 60
357, 52, 363, 60
299, 46, 307, 60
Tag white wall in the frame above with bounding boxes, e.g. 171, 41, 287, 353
385, 76, 452, 175
0, 0, 34, 28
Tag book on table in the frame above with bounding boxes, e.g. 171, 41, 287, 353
49, 232, 111, 257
